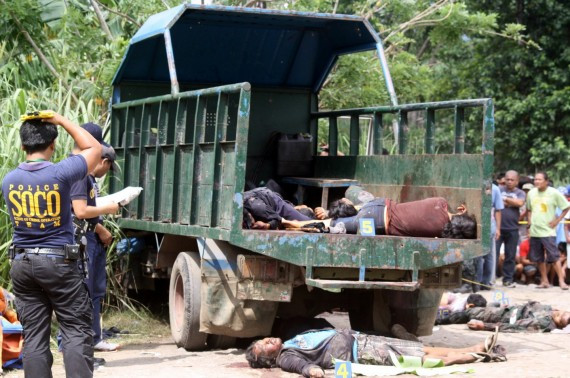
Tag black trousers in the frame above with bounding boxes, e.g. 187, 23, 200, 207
496, 229, 519, 283
10, 254, 94, 378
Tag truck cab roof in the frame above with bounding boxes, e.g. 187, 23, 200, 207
112, 4, 383, 92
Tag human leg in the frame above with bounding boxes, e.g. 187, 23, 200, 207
86, 233, 107, 345
10, 256, 54, 378
476, 256, 484, 285
39, 256, 94, 377
542, 237, 568, 289
537, 263, 549, 287
423, 343, 486, 365
501, 229, 519, 284
522, 264, 537, 284
482, 235, 497, 286
495, 236, 504, 278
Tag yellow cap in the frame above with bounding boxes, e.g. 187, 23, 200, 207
20, 111, 55, 121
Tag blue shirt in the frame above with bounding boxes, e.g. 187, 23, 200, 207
2, 155, 87, 248
491, 184, 504, 236
70, 174, 100, 226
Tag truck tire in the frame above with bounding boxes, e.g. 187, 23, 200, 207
169, 252, 207, 350
207, 334, 236, 349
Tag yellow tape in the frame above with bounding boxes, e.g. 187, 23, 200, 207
20, 111, 55, 121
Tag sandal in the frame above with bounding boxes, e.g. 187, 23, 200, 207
469, 345, 507, 363
484, 326, 499, 353
489, 345, 508, 362
469, 352, 489, 363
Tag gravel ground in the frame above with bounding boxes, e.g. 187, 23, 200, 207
6, 283, 570, 378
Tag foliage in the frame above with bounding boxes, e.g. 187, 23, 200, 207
431, 0, 570, 179
1, 0, 569, 301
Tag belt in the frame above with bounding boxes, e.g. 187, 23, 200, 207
16, 247, 66, 257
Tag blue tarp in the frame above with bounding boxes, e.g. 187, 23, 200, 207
112, 4, 381, 91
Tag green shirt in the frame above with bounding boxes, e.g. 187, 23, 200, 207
526, 187, 570, 237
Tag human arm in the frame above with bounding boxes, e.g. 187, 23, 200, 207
314, 207, 328, 220
251, 220, 275, 230
95, 223, 113, 247
503, 196, 524, 208
44, 112, 101, 173
495, 210, 502, 240
472, 319, 548, 333
438, 310, 471, 325
277, 350, 324, 378
549, 207, 570, 229
281, 219, 332, 229
72, 199, 119, 219
527, 210, 532, 228
456, 203, 467, 215
521, 255, 534, 266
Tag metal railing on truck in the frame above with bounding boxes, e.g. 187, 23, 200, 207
110, 82, 251, 241
309, 98, 494, 243
225, 99, 494, 291
310, 98, 494, 160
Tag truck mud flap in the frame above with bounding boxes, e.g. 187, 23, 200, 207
198, 239, 278, 338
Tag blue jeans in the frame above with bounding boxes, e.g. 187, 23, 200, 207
86, 232, 107, 345
496, 229, 519, 283
10, 254, 93, 377
477, 234, 496, 286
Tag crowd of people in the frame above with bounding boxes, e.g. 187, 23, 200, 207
459, 170, 570, 293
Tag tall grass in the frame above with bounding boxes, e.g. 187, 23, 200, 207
0, 82, 105, 284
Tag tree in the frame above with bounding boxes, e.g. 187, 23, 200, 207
432, 0, 570, 179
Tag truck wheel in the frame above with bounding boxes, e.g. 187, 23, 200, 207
207, 334, 236, 349
169, 252, 207, 350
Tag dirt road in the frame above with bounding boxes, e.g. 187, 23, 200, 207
8, 284, 570, 377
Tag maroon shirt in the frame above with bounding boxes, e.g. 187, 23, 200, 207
387, 197, 450, 237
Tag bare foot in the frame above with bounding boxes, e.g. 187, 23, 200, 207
474, 342, 486, 353
560, 283, 569, 290
537, 282, 550, 289
467, 319, 485, 330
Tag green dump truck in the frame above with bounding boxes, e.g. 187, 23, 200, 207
109, 4, 493, 350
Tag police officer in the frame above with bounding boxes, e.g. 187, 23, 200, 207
2, 112, 101, 377
70, 123, 120, 353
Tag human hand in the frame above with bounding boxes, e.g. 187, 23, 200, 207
467, 319, 485, 330
456, 204, 467, 214
43, 111, 65, 126
109, 202, 120, 214
252, 221, 270, 230
308, 367, 325, 378
97, 226, 113, 247
495, 230, 501, 240
314, 207, 327, 220
548, 219, 558, 229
